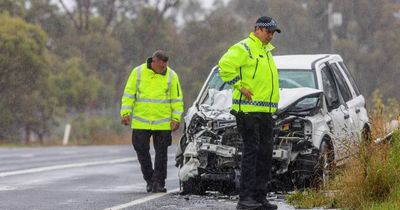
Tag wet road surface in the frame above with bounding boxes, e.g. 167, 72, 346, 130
0, 145, 296, 210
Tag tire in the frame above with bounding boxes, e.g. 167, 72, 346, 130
181, 176, 206, 195
361, 126, 371, 145
290, 149, 319, 190
267, 176, 292, 193
220, 181, 237, 195
313, 139, 335, 188
175, 135, 188, 168
290, 139, 334, 190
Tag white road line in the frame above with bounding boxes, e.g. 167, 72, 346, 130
0, 185, 17, 191
19, 154, 35, 158
104, 187, 180, 210
0, 157, 137, 177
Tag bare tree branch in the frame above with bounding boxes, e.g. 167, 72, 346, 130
139, 0, 180, 60
58, 0, 80, 30
155, 0, 161, 11
103, 0, 116, 32
159, 0, 179, 18
82, 0, 91, 31
76, 0, 83, 31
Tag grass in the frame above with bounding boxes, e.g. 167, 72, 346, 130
287, 91, 400, 209
0, 138, 64, 147
69, 131, 132, 145
287, 131, 400, 210
286, 189, 337, 209
0, 129, 183, 147
287, 122, 400, 210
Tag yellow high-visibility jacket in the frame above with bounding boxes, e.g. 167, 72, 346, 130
218, 32, 280, 113
120, 60, 184, 130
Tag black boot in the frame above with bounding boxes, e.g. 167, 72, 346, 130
146, 181, 152, 193
254, 196, 277, 210
152, 182, 167, 193
236, 197, 263, 210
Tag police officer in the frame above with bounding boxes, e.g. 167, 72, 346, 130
120, 50, 184, 193
218, 16, 281, 209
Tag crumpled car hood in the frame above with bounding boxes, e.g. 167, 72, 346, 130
185, 87, 323, 128
278, 87, 323, 110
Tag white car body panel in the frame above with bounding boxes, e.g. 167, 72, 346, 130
177, 54, 369, 193
278, 87, 322, 109
275, 54, 369, 162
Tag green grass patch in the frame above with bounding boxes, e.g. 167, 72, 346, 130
286, 189, 336, 209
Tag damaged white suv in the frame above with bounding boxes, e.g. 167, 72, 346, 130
175, 54, 369, 194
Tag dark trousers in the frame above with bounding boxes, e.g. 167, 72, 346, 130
236, 112, 274, 199
132, 129, 172, 186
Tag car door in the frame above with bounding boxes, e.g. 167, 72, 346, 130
327, 62, 359, 136
320, 64, 354, 160
337, 61, 368, 134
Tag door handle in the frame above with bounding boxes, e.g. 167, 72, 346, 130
356, 108, 360, 113
344, 114, 350, 119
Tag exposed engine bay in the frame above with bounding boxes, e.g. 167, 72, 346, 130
175, 86, 327, 194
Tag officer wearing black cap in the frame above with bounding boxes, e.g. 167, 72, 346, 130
255, 16, 281, 33
218, 16, 281, 210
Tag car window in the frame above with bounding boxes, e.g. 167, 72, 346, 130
330, 63, 353, 102
209, 70, 230, 90
278, 70, 317, 89
289, 96, 320, 111
321, 66, 340, 111
338, 62, 361, 96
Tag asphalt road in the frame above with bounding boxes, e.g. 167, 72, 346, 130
0, 145, 296, 210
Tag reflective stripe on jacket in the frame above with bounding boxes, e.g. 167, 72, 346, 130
120, 62, 184, 130
218, 32, 280, 113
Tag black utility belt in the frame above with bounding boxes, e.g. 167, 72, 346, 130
230, 110, 272, 117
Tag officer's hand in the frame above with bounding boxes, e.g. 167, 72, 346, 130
121, 116, 130, 126
240, 87, 253, 101
171, 121, 180, 131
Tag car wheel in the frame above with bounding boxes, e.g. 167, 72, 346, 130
314, 139, 335, 188
220, 181, 237, 195
175, 134, 188, 168
361, 126, 371, 144
181, 176, 206, 195
290, 149, 319, 190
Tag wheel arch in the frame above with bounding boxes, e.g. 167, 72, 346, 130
313, 130, 333, 150
315, 134, 335, 160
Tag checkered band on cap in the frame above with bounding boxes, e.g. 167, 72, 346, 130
255, 22, 277, 28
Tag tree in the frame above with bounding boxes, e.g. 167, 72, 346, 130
175, 2, 244, 104
0, 13, 51, 142
25, 0, 71, 42
0, 0, 25, 17
328, 0, 400, 100
50, 57, 101, 112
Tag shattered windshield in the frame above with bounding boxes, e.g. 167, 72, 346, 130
278, 70, 317, 89
207, 69, 317, 90
198, 69, 232, 107
287, 95, 320, 112
209, 70, 230, 90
